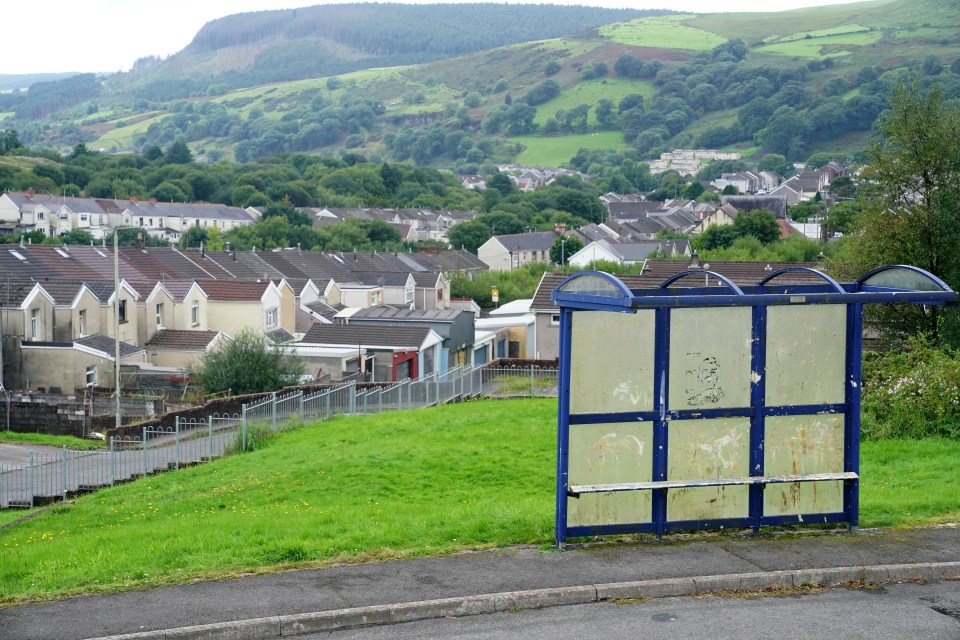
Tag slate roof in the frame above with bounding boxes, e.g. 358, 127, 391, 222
396, 250, 487, 273
495, 231, 557, 252
0, 280, 42, 305
75, 334, 144, 358
721, 195, 789, 219
300, 324, 432, 349
146, 330, 220, 350
305, 300, 345, 322
352, 271, 412, 287
411, 272, 442, 287
344, 307, 463, 323
195, 279, 268, 301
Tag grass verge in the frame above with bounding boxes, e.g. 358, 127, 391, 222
0, 399, 956, 603
0, 431, 103, 451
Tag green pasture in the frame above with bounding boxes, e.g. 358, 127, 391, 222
762, 24, 873, 44
92, 114, 167, 151
599, 15, 726, 51
513, 131, 627, 166
533, 77, 655, 127
757, 31, 882, 58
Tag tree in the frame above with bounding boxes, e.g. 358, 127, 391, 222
165, 141, 193, 164
189, 328, 304, 395
60, 229, 95, 245
757, 153, 789, 176
550, 235, 582, 265
734, 209, 780, 244
448, 220, 492, 253
849, 80, 960, 344
487, 172, 517, 197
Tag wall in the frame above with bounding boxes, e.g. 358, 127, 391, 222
0, 393, 163, 437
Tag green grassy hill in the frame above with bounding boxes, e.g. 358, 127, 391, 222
2, 0, 958, 168
0, 398, 957, 603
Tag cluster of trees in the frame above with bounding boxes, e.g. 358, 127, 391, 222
0, 74, 100, 121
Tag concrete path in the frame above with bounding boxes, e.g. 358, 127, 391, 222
0, 526, 958, 640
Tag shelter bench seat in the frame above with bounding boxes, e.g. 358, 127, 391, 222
568, 472, 858, 498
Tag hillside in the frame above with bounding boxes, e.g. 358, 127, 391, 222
1, 0, 958, 169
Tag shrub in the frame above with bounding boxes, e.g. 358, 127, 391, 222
861, 336, 960, 439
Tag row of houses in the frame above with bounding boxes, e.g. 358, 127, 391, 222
0, 191, 485, 247
0, 190, 256, 242
0, 242, 494, 396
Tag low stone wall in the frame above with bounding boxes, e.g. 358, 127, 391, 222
2, 393, 163, 438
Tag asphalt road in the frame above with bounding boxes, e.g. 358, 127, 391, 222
306, 580, 960, 640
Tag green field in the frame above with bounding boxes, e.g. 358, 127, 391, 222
757, 31, 882, 58
763, 24, 873, 44
513, 131, 627, 166
599, 15, 727, 50
0, 398, 957, 603
533, 77, 655, 127
92, 114, 167, 151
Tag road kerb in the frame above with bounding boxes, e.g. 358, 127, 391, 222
84, 562, 960, 640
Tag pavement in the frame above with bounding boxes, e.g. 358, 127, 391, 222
1, 525, 959, 640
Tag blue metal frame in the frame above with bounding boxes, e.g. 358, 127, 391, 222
552, 267, 956, 543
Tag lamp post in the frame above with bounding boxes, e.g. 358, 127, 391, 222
561, 238, 567, 267
114, 231, 121, 430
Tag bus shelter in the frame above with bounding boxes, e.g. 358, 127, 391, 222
550, 265, 956, 543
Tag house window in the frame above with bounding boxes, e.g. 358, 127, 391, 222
191, 300, 199, 326
80, 214, 87, 222
85, 366, 97, 387
118, 299, 127, 323
37, 211, 44, 220
405, 287, 414, 304
265, 307, 277, 327
30, 308, 39, 340
155, 303, 164, 328
550, 314, 560, 326
78, 309, 86, 336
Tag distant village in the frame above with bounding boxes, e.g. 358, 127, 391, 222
0, 151, 847, 410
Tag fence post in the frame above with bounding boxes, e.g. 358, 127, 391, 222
349, 381, 357, 415
110, 437, 116, 486
142, 427, 148, 477
28, 450, 34, 508
271, 392, 277, 432
208, 415, 213, 460
242, 404, 248, 452
175, 416, 181, 471
530, 366, 535, 398
62, 445, 68, 500
300, 392, 305, 420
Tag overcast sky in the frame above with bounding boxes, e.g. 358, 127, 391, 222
6, 0, 854, 75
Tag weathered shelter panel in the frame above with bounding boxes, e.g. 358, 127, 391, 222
552, 266, 956, 542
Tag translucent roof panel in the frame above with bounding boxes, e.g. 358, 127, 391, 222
858, 265, 952, 292
555, 272, 631, 299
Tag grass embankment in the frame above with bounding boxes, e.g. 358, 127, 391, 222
0, 431, 103, 451
0, 398, 957, 603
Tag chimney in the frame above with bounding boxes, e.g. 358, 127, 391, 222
200, 240, 205, 258
690, 253, 699, 269
130, 196, 138, 203
554, 223, 566, 234
26, 187, 35, 197
149, 198, 157, 204
137, 232, 145, 250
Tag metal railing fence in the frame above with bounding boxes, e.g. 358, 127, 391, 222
0, 366, 556, 509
